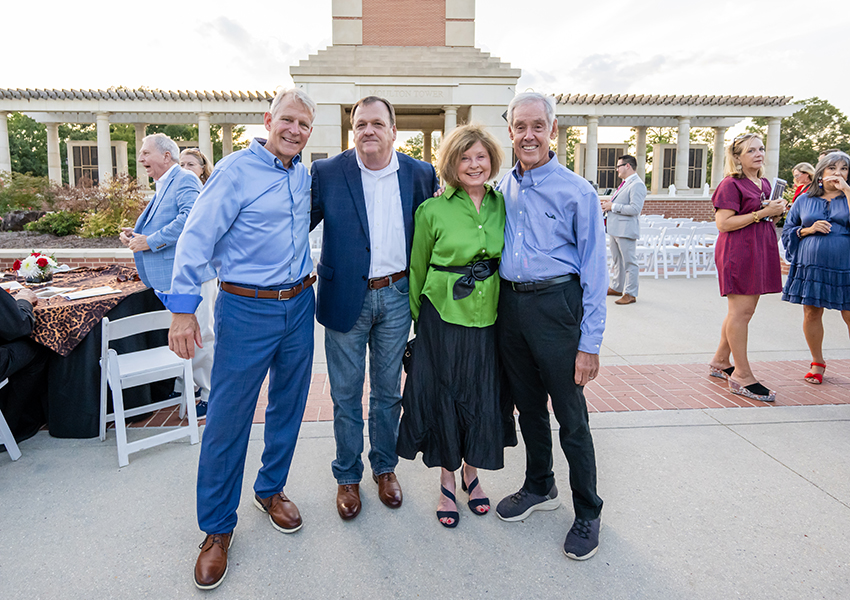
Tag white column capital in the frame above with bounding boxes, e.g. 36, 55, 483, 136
443, 106, 459, 133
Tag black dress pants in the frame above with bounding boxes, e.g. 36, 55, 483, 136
0, 338, 49, 445
496, 278, 603, 521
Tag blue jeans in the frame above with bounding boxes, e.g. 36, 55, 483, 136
325, 276, 411, 484
197, 286, 314, 534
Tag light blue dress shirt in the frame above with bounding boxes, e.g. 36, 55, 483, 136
498, 151, 607, 354
159, 138, 313, 314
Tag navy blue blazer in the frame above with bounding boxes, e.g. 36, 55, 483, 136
310, 149, 439, 333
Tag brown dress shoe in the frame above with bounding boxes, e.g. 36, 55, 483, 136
373, 472, 403, 508
615, 293, 636, 305
194, 531, 233, 590
607, 287, 623, 296
254, 491, 302, 533
337, 483, 361, 520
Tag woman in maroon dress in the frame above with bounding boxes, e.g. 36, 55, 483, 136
708, 133, 786, 402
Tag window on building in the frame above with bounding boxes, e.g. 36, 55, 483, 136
661, 148, 704, 188
597, 147, 625, 188
71, 146, 118, 186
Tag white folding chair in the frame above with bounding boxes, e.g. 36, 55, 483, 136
658, 226, 695, 279
689, 224, 719, 278
635, 225, 664, 278
100, 310, 199, 467
0, 378, 22, 461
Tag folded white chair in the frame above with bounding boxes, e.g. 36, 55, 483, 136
689, 224, 720, 278
0, 378, 22, 461
635, 225, 665, 278
658, 226, 696, 279
99, 310, 198, 467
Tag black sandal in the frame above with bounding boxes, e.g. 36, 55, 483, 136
437, 486, 459, 528
461, 466, 490, 516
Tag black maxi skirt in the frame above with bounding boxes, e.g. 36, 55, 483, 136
397, 297, 517, 471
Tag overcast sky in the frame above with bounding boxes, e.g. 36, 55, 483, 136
6, 0, 850, 133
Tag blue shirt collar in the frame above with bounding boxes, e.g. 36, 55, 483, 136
249, 137, 302, 171
511, 150, 558, 185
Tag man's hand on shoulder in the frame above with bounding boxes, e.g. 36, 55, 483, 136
169, 313, 202, 359
575, 351, 600, 386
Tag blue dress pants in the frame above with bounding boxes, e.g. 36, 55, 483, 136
197, 287, 314, 534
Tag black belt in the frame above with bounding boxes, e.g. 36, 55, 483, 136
502, 273, 578, 293
430, 258, 500, 300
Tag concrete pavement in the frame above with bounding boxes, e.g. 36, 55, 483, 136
1, 276, 849, 599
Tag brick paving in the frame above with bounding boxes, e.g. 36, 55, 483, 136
124, 358, 850, 430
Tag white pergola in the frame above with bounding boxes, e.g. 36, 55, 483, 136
0, 88, 274, 185
554, 94, 798, 190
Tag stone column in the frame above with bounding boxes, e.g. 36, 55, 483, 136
423, 131, 432, 164
198, 113, 213, 166
134, 123, 148, 187
765, 118, 781, 182
557, 126, 567, 166
712, 127, 727, 188
585, 116, 599, 184
0, 112, 12, 174
96, 112, 112, 185
221, 124, 233, 157
46, 123, 62, 184
443, 106, 458, 134
674, 116, 691, 191
635, 126, 647, 182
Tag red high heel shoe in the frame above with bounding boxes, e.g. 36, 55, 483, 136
804, 362, 826, 384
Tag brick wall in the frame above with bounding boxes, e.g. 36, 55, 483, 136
363, 0, 445, 46
642, 198, 715, 221
0, 250, 135, 272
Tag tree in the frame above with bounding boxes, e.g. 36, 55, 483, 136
7, 113, 48, 177
557, 127, 581, 172
397, 132, 441, 168
750, 97, 850, 183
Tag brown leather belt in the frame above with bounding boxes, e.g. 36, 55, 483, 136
221, 275, 316, 300
368, 270, 407, 290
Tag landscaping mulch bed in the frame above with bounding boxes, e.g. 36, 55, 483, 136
0, 231, 122, 249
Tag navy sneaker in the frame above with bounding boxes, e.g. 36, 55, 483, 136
563, 517, 601, 560
496, 484, 560, 522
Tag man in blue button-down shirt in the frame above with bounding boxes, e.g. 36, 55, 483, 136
161, 88, 317, 591
494, 92, 607, 561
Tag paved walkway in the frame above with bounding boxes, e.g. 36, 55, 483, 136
4, 277, 850, 599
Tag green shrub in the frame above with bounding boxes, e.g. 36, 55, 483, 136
79, 174, 146, 238
24, 211, 84, 236
0, 171, 56, 215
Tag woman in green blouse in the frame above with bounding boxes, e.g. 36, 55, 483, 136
397, 124, 515, 528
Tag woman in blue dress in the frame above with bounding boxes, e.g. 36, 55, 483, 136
781, 151, 850, 384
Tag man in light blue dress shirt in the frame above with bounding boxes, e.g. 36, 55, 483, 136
494, 92, 607, 561
161, 88, 317, 591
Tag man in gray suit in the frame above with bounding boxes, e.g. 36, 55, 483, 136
601, 154, 646, 305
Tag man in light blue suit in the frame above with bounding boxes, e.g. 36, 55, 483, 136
120, 133, 216, 405
310, 96, 439, 521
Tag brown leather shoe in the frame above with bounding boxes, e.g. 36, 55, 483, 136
607, 287, 623, 296
337, 483, 361, 520
615, 293, 636, 305
373, 472, 403, 508
194, 531, 233, 590
254, 491, 302, 533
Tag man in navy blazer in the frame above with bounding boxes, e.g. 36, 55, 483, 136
311, 96, 439, 520
120, 133, 216, 406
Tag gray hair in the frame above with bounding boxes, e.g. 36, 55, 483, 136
507, 92, 556, 129
142, 133, 180, 163
269, 87, 317, 123
809, 151, 850, 198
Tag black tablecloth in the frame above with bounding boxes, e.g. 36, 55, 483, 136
46, 288, 173, 439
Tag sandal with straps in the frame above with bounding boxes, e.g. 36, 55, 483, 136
436, 486, 459, 528
461, 466, 490, 516
804, 362, 826, 385
709, 365, 735, 380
